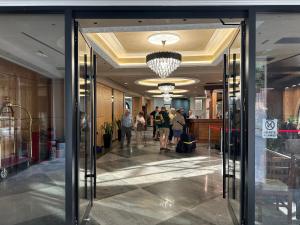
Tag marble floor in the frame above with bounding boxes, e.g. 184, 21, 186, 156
89, 130, 233, 225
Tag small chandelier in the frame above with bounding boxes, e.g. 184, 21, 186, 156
158, 83, 175, 93
162, 92, 173, 102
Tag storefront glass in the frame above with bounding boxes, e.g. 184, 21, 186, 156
0, 14, 65, 225
255, 13, 300, 224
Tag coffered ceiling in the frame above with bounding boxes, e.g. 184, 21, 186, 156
85, 27, 237, 67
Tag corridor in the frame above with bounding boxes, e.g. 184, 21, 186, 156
90, 130, 232, 225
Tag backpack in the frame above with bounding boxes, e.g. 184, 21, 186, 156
155, 114, 164, 126
137, 121, 144, 131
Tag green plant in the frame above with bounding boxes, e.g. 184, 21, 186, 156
101, 122, 114, 135
115, 119, 121, 130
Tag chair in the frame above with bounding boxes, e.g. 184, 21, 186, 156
256, 150, 296, 223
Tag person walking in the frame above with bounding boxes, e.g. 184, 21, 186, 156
157, 106, 170, 152
135, 111, 146, 148
120, 109, 133, 148
150, 106, 160, 140
173, 109, 186, 145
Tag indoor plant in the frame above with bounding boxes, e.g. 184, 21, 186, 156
101, 122, 114, 148
115, 119, 122, 142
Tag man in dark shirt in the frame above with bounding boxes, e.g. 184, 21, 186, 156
157, 107, 170, 151
150, 106, 159, 139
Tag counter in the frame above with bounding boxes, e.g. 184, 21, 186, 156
188, 119, 222, 143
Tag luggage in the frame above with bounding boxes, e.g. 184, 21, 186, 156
176, 132, 196, 153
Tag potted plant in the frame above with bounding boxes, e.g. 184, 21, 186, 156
116, 119, 122, 142
101, 122, 114, 148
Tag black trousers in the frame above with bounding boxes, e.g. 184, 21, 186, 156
153, 124, 156, 138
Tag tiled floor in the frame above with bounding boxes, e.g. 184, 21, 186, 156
90, 130, 233, 225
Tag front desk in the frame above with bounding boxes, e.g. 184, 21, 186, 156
188, 119, 222, 143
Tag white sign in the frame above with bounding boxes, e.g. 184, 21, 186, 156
262, 119, 278, 139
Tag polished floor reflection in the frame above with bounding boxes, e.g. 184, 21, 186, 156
90, 130, 233, 225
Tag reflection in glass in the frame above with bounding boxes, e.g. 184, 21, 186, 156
256, 13, 300, 225
0, 14, 65, 225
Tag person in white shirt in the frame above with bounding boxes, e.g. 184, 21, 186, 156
135, 111, 146, 148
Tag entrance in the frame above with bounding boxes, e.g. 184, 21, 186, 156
73, 15, 249, 225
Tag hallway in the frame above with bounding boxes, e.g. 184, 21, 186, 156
90, 130, 232, 225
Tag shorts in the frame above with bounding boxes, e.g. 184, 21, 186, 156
173, 129, 182, 138
159, 127, 170, 138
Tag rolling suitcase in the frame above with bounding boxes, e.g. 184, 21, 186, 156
176, 132, 196, 153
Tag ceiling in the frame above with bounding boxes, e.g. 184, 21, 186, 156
0, 15, 65, 79
82, 19, 238, 67
80, 18, 240, 97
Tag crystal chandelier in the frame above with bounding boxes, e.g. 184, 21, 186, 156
146, 52, 181, 78
158, 83, 175, 93
162, 92, 173, 102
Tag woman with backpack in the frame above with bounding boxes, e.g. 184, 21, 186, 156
135, 111, 146, 148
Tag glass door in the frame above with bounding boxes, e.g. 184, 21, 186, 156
223, 22, 246, 225
75, 21, 96, 224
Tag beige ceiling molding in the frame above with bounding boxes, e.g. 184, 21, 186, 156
87, 28, 238, 68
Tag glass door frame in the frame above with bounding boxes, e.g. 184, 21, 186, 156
74, 20, 96, 225
223, 22, 247, 225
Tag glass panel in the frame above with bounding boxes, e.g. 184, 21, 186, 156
255, 13, 300, 225
227, 30, 242, 223
78, 31, 94, 223
0, 15, 65, 225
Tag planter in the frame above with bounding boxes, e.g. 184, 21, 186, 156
117, 129, 122, 142
103, 133, 112, 148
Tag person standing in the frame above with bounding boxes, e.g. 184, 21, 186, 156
173, 109, 186, 145
150, 106, 160, 140
168, 108, 176, 144
121, 109, 133, 148
135, 111, 146, 148
157, 106, 170, 152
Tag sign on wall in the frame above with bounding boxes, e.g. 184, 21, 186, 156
262, 119, 278, 139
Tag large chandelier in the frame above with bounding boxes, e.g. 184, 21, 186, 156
146, 52, 181, 78
158, 83, 175, 93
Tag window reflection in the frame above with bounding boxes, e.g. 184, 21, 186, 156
256, 13, 300, 224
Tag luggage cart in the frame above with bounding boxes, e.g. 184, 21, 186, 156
0, 99, 32, 179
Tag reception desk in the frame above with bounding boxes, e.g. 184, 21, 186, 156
188, 119, 222, 143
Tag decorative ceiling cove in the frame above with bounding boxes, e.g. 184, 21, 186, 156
86, 27, 238, 68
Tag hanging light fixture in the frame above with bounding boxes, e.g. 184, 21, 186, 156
146, 34, 182, 78
158, 83, 175, 93
162, 92, 173, 102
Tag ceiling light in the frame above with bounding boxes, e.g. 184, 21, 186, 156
158, 83, 175, 93
164, 96, 172, 102
146, 51, 182, 78
36, 50, 48, 58
292, 84, 296, 87
147, 89, 188, 94
153, 94, 183, 98
136, 78, 199, 87
148, 33, 180, 46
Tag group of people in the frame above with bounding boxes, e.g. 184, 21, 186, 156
150, 106, 187, 152
120, 109, 146, 148
120, 106, 189, 152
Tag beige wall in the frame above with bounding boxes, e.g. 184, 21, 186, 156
96, 82, 125, 146
283, 87, 300, 121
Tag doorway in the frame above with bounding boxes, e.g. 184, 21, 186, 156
73, 16, 248, 225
